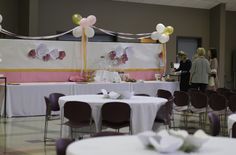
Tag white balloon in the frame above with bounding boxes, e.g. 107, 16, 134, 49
151, 31, 161, 40
159, 34, 170, 43
72, 26, 82, 38
87, 15, 97, 26
156, 23, 165, 33
0, 15, 2, 23
85, 27, 95, 38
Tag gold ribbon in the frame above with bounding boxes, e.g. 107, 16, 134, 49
81, 28, 87, 73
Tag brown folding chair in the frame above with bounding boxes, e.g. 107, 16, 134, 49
101, 102, 131, 134
44, 93, 65, 142
173, 91, 190, 129
228, 94, 236, 114
208, 93, 227, 135
189, 91, 208, 129
64, 101, 94, 139
208, 112, 220, 136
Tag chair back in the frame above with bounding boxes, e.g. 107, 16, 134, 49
189, 91, 208, 109
101, 102, 130, 123
44, 96, 51, 116
157, 89, 172, 100
208, 112, 220, 136
228, 94, 236, 113
222, 91, 236, 101
56, 138, 74, 155
92, 131, 125, 137
49, 93, 65, 111
173, 91, 189, 107
216, 87, 230, 94
208, 93, 227, 111
64, 101, 92, 124
205, 89, 217, 98
232, 122, 236, 138
134, 93, 150, 96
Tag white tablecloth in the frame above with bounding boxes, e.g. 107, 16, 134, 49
1, 82, 75, 117
0, 81, 178, 117
131, 81, 179, 96
59, 95, 167, 134
73, 82, 131, 94
228, 114, 236, 136
67, 135, 236, 155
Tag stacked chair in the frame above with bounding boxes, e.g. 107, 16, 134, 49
208, 93, 227, 135
189, 90, 208, 129
173, 91, 190, 129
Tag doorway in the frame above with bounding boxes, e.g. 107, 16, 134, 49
176, 36, 202, 62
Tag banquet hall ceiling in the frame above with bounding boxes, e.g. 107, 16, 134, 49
114, 0, 236, 11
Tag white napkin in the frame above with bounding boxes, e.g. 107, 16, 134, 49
108, 91, 120, 99
149, 134, 183, 153
138, 130, 183, 153
138, 129, 209, 153
101, 89, 109, 98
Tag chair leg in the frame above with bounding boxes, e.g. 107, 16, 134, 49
70, 127, 73, 139
44, 118, 48, 142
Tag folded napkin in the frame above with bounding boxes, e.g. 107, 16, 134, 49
138, 129, 209, 153
138, 130, 183, 153
101, 89, 133, 99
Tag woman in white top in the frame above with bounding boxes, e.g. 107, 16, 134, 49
190, 47, 211, 92
208, 48, 219, 90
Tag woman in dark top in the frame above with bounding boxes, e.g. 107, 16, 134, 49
175, 51, 192, 92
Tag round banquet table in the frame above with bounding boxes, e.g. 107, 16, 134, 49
66, 135, 236, 155
59, 95, 167, 134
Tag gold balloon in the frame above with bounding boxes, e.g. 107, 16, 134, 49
72, 13, 82, 25
164, 26, 174, 35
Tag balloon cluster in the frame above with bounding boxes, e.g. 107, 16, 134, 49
72, 14, 96, 38
151, 23, 174, 44
0, 14, 3, 31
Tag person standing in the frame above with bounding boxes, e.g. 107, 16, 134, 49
190, 47, 211, 92
208, 48, 219, 90
175, 51, 192, 92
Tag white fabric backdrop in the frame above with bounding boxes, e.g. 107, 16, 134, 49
0, 39, 163, 70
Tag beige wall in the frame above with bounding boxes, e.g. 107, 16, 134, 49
226, 11, 236, 88
209, 4, 226, 88
0, 0, 19, 33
